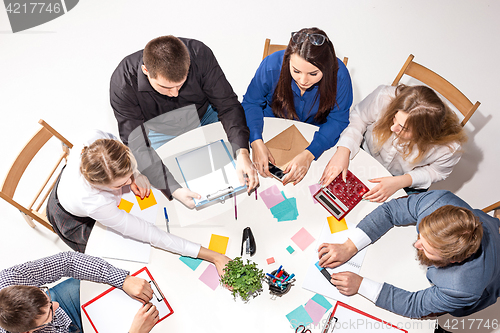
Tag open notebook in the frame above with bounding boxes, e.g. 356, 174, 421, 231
302, 219, 367, 303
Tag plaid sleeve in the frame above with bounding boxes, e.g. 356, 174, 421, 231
0, 252, 129, 290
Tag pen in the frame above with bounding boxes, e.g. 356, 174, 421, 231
163, 207, 170, 233
282, 273, 295, 283
234, 194, 237, 220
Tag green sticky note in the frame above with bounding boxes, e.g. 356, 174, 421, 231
179, 256, 202, 271
286, 245, 295, 254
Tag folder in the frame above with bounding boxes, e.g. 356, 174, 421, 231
175, 140, 246, 208
265, 124, 310, 170
324, 301, 407, 332
81, 267, 173, 333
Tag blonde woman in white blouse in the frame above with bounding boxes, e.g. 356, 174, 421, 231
320, 84, 467, 202
47, 130, 229, 276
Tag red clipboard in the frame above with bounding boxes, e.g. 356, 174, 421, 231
81, 267, 173, 333
325, 301, 407, 332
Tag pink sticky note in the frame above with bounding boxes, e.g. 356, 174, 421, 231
259, 185, 285, 209
309, 184, 321, 204
291, 227, 315, 251
199, 264, 219, 290
304, 299, 327, 325
266, 257, 275, 265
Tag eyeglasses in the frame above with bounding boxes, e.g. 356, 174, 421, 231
291, 31, 328, 46
28, 287, 55, 332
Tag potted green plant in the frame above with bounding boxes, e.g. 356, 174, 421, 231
220, 257, 265, 302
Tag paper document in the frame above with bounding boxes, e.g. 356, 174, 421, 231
302, 219, 367, 303
82, 267, 173, 333
175, 140, 246, 207
326, 302, 407, 332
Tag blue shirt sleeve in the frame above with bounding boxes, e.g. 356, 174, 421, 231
307, 60, 352, 159
241, 51, 283, 143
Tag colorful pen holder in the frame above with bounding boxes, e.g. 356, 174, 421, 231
268, 269, 292, 296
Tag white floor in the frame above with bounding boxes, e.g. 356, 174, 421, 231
0, 1, 499, 332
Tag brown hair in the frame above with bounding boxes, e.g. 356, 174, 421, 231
372, 85, 467, 163
0, 286, 48, 332
80, 139, 135, 186
143, 35, 190, 82
271, 27, 338, 124
419, 205, 483, 263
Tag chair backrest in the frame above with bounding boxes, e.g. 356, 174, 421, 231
262, 38, 349, 66
392, 54, 480, 126
0, 119, 73, 232
482, 201, 500, 214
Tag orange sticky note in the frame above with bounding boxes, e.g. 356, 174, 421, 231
118, 198, 134, 213
135, 191, 157, 210
327, 216, 348, 234
208, 234, 229, 255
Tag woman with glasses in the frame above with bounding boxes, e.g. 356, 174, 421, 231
242, 27, 353, 185
46, 130, 230, 276
320, 84, 467, 202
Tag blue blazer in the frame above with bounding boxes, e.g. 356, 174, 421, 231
357, 190, 500, 318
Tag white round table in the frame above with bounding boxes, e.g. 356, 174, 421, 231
83, 118, 434, 333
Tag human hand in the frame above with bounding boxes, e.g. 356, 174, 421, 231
129, 303, 159, 333
122, 275, 153, 304
172, 187, 201, 209
364, 174, 412, 203
213, 253, 231, 278
131, 174, 151, 199
318, 239, 358, 268
282, 150, 314, 186
330, 272, 363, 296
319, 146, 351, 186
236, 148, 259, 193
250, 139, 275, 178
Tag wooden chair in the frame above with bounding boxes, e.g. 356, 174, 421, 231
0, 119, 73, 232
262, 38, 349, 66
482, 201, 500, 216
392, 54, 480, 126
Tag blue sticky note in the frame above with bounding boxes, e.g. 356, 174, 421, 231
286, 305, 313, 329
315, 261, 322, 271
286, 245, 295, 254
271, 196, 299, 222
179, 256, 203, 271
311, 294, 332, 311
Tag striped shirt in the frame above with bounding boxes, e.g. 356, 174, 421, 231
0, 252, 128, 333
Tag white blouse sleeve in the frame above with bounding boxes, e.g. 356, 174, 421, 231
337, 85, 395, 159
407, 143, 463, 189
85, 196, 201, 258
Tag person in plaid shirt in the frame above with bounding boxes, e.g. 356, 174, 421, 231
0, 252, 157, 333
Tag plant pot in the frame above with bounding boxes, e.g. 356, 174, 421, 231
268, 269, 292, 296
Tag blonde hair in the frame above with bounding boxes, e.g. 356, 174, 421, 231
372, 85, 467, 163
419, 205, 483, 263
80, 139, 135, 186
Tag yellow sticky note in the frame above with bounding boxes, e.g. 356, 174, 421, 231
327, 216, 348, 234
118, 198, 134, 213
208, 234, 229, 255
135, 191, 157, 210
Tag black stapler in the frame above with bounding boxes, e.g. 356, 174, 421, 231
241, 227, 256, 256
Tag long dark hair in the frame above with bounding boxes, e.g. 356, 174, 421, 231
271, 27, 338, 124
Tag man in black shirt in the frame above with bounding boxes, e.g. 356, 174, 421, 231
110, 36, 258, 206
